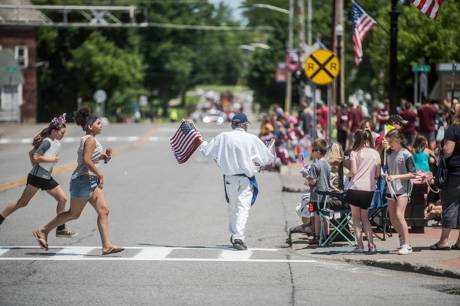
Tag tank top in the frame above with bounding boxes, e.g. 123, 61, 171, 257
413, 149, 430, 172
71, 135, 103, 179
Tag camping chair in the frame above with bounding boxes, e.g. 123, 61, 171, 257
368, 177, 392, 241
315, 191, 355, 247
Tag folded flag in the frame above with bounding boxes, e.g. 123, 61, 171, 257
170, 120, 203, 164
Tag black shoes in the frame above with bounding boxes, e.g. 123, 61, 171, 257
232, 238, 248, 251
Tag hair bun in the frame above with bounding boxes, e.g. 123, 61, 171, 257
74, 107, 91, 127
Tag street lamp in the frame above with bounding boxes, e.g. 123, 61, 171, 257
335, 23, 343, 107
253, 3, 289, 15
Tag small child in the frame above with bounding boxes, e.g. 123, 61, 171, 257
384, 130, 416, 255
412, 135, 435, 172
301, 139, 331, 243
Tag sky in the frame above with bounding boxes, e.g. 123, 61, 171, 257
209, 0, 243, 20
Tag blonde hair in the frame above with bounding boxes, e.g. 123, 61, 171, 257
452, 103, 460, 126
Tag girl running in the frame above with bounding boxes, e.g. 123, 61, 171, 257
32, 107, 124, 255
384, 130, 416, 255
0, 114, 77, 238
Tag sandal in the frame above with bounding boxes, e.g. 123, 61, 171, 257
430, 243, 451, 250
102, 246, 125, 256
32, 230, 48, 251
451, 244, 460, 250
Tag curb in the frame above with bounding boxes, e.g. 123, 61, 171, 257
342, 257, 460, 280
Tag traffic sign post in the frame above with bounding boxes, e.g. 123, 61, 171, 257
304, 49, 340, 86
93, 89, 107, 117
304, 49, 340, 142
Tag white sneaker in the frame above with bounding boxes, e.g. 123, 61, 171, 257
398, 245, 413, 255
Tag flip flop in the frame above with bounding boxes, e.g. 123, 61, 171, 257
102, 246, 125, 256
32, 230, 48, 251
451, 244, 460, 250
430, 243, 450, 250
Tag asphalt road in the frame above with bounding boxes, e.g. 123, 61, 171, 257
0, 122, 459, 306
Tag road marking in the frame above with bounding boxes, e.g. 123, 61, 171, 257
0, 248, 9, 256
0, 246, 317, 263
219, 249, 253, 260
55, 247, 93, 259
135, 247, 172, 260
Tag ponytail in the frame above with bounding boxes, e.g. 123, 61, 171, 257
32, 127, 51, 149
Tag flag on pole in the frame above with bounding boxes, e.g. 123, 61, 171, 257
170, 120, 202, 164
351, 0, 376, 66
409, 0, 443, 20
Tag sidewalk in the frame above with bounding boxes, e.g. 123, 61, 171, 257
280, 164, 460, 279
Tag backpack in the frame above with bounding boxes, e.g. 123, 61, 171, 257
434, 149, 449, 189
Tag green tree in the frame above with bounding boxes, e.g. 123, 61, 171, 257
66, 32, 144, 114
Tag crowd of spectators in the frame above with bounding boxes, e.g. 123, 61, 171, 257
260, 97, 460, 252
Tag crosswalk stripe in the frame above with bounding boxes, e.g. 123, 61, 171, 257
0, 246, 317, 263
135, 247, 172, 260
55, 247, 93, 258
0, 248, 9, 256
219, 249, 253, 260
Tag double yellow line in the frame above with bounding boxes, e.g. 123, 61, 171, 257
0, 127, 157, 192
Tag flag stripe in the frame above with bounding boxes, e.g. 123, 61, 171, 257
169, 121, 202, 164
410, 0, 443, 19
351, 0, 376, 66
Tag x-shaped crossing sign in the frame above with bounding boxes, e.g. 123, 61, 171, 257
304, 49, 340, 86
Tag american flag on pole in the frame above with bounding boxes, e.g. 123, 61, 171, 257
351, 0, 376, 66
409, 0, 443, 20
170, 120, 203, 164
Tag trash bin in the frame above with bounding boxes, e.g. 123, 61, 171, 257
405, 183, 427, 233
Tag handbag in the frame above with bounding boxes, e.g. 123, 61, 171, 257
434, 149, 449, 189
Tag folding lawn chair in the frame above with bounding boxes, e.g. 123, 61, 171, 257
368, 176, 392, 241
315, 191, 355, 247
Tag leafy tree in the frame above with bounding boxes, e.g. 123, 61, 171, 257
66, 32, 144, 114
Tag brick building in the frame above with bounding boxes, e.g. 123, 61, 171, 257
0, 0, 46, 123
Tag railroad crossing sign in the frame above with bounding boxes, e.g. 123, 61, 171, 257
304, 49, 340, 86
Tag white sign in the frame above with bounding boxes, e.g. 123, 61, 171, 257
139, 95, 148, 107
93, 89, 107, 104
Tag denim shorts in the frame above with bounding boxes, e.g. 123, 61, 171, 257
70, 175, 98, 201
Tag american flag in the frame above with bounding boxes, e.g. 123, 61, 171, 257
170, 120, 202, 164
351, 1, 376, 66
410, 0, 443, 20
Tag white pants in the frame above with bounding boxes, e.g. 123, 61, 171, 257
224, 175, 253, 241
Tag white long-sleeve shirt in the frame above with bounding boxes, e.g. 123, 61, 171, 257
199, 128, 274, 177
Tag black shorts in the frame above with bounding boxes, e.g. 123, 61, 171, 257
27, 174, 59, 190
344, 189, 374, 209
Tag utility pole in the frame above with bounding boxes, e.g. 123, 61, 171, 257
298, 0, 306, 105
337, 0, 344, 106
331, 0, 337, 109
285, 0, 294, 114
389, 0, 399, 113
307, 0, 312, 45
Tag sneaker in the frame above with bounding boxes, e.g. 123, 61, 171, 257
398, 244, 413, 255
56, 228, 78, 238
232, 239, 248, 251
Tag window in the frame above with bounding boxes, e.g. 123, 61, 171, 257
15, 46, 28, 68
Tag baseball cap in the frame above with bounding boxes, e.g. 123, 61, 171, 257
388, 114, 408, 125
232, 112, 249, 124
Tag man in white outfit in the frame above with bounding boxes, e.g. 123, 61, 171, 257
199, 113, 275, 250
